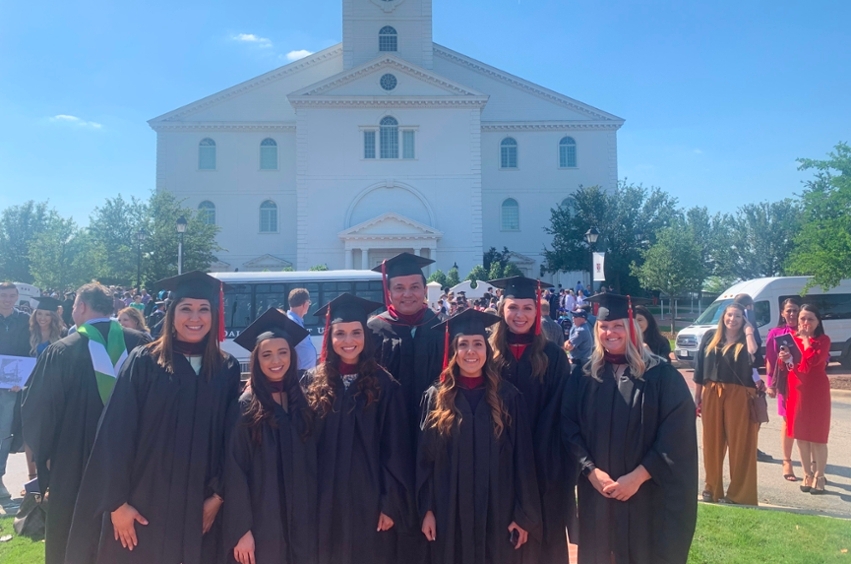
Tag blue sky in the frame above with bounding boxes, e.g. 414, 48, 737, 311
1, 0, 848, 225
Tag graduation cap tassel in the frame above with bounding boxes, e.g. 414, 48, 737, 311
380, 259, 391, 308
627, 295, 638, 349
218, 282, 226, 342
320, 306, 331, 364
441, 323, 450, 380
534, 280, 542, 336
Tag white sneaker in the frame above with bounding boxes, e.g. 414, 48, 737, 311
0, 478, 10, 499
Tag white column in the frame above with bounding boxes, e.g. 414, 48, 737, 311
361, 247, 370, 270
345, 248, 353, 269
429, 247, 437, 274
414, 248, 421, 257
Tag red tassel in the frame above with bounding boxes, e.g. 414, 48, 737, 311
441, 323, 450, 379
534, 280, 542, 336
627, 295, 637, 348
320, 306, 331, 364
380, 260, 391, 308
218, 282, 226, 342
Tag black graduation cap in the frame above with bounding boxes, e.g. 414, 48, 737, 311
584, 293, 648, 321
432, 308, 501, 340
371, 252, 434, 280
313, 293, 384, 326
488, 276, 553, 300
234, 307, 310, 352
33, 296, 62, 312
155, 271, 228, 303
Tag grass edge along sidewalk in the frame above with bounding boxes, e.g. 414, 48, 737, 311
2, 504, 851, 564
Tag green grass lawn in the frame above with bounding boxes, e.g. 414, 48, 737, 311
3, 505, 850, 563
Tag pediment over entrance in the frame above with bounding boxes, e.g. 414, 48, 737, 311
241, 254, 293, 272
338, 212, 442, 246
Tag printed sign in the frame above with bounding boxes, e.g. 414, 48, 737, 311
0, 355, 37, 389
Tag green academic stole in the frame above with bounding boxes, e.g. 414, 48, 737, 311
77, 321, 129, 406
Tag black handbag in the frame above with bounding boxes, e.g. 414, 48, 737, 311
722, 348, 769, 425
13, 491, 47, 540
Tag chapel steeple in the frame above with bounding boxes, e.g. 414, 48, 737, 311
342, 0, 433, 70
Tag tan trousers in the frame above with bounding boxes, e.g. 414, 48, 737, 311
702, 382, 759, 505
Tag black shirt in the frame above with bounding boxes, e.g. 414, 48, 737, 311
0, 308, 32, 357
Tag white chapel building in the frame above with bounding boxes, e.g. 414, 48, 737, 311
149, 0, 624, 279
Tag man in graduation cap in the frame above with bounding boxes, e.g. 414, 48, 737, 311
368, 253, 445, 563
22, 282, 151, 564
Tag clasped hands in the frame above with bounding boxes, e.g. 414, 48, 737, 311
588, 465, 650, 502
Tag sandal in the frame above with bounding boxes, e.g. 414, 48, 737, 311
782, 459, 797, 482
810, 475, 826, 495
800, 473, 814, 493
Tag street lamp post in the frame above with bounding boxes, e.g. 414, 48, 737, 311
584, 227, 599, 291
136, 228, 147, 291
176, 215, 187, 275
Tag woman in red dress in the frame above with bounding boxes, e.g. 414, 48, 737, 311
779, 304, 831, 495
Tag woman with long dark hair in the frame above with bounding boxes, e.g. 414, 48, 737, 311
633, 304, 671, 360
418, 309, 541, 563
304, 293, 412, 564
224, 308, 318, 564
694, 302, 760, 505
487, 276, 574, 561
66, 271, 241, 564
562, 293, 697, 563
765, 297, 801, 481
29, 296, 66, 356
778, 303, 831, 495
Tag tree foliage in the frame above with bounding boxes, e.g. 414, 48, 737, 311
787, 142, 851, 290
0, 201, 55, 283
427, 269, 447, 286
29, 216, 94, 291
466, 264, 487, 288
728, 200, 801, 280
631, 223, 706, 297
445, 265, 460, 287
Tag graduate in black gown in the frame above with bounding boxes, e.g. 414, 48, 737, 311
418, 309, 541, 564
561, 294, 698, 564
22, 285, 149, 564
369, 253, 446, 564
224, 308, 318, 564
65, 271, 242, 564
303, 293, 413, 564
487, 276, 576, 563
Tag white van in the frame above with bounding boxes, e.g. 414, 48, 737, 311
13, 282, 41, 309
674, 277, 851, 368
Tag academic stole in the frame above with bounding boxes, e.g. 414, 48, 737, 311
77, 321, 129, 406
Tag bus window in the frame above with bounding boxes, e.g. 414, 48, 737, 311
224, 284, 253, 330
255, 284, 287, 317
800, 294, 851, 320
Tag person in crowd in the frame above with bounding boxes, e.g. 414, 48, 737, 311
146, 300, 167, 338
547, 289, 560, 320
574, 280, 584, 295
562, 293, 698, 564
576, 289, 586, 308
488, 275, 575, 562
779, 304, 831, 495
418, 309, 541, 563
29, 296, 67, 356
140, 289, 151, 305
286, 287, 319, 371
61, 292, 76, 327
304, 293, 412, 564
22, 284, 150, 564
117, 306, 150, 336
64, 271, 241, 564
368, 253, 445, 563
694, 302, 761, 505
129, 294, 145, 313
633, 304, 672, 360
765, 297, 802, 481
0, 282, 31, 500
225, 308, 318, 564
539, 300, 565, 346
565, 309, 592, 367
564, 289, 577, 314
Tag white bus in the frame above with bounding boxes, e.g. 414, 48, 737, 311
212, 270, 385, 370
674, 277, 851, 368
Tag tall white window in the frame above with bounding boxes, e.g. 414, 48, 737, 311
198, 201, 216, 225
260, 200, 278, 233
501, 198, 520, 230
402, 130, 415, 159
559, 137, 577, 168
260, 138, 278, 170
380, 116, 399, 159
379, 26, 397, 52
500, 138, 517, 169
364, 131, 376, 159
199, 138, 216, 170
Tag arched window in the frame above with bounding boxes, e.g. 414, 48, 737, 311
559, 136, 577, 168
501, 198, 520, 230
379, 26, 397, 52
198, 138, 216, 170
198, 201, 216, 225
260, 138, 278, 170
500, 137, 517, 169
259, 200, 278, 233
380, 116, 399, 159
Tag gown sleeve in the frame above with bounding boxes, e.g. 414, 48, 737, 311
560, 367, 596, 477
379, 377, 415, 528
510, 392, 542, 539
415, 388, 437, 523
222, 408, 254, 553
207, 359, 242, 499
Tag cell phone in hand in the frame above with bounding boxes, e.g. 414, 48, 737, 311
509, 528, 520, 548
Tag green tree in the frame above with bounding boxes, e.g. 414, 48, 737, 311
427, 269, 447, 286
788, 143, 851, 290
309, 264, 329, 271
483, 246, 511, 272
466, 264, 487, 288
29, 216, 95, 291
502, 263, 523, 278
0, 200, 54, 283
487, 261, 504, 281
729, 200, 801, 280
446, 265, 460, 287
87, 194, 147, 285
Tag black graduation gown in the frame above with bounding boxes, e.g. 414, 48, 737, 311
561, 358, 698, 564
64, 347, 242, 564
304, 367, 413, 564
20, 325, 149, 564
498, 340, 576, 561
416, 382, 542, 564
223, 383, 319, 564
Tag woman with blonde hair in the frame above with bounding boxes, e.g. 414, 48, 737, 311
29, 296, 67, 356
694, 302, 761, 505
418, 309, 540, 563
562, 293, 697, 564
117, 307, 150, 336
